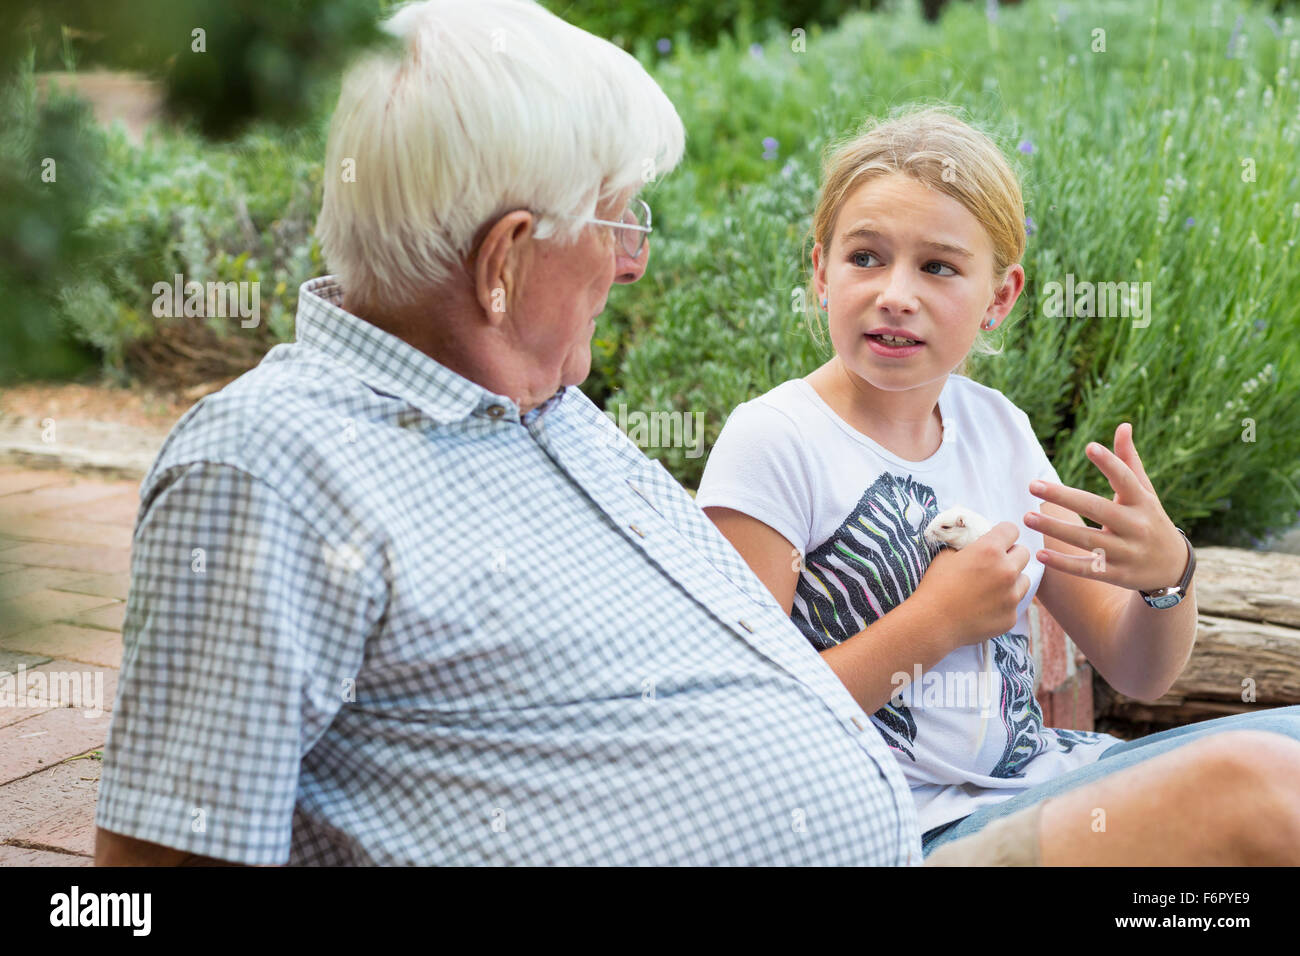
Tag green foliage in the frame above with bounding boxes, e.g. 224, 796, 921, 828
58, 115, 327, 380
24, 0, 385, 138
5, 0, 1299, 552
0, 60, 103, 381
540, 0, 867, 54
598, 0, 1300, 548
0, 0, 374, 387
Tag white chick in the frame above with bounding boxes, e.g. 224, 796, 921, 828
922, 505, 997, 756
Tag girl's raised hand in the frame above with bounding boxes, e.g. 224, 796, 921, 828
1024, 422, 1189, 593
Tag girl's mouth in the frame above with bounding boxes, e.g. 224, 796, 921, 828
866, 333, 925, 356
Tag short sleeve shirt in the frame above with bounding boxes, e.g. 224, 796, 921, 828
95, 277, 923, 865
695, 376, 1121, 833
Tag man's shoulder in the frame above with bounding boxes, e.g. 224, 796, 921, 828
142, 347, 376, 508
555, 386, 654, 471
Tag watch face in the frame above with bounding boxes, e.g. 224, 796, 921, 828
1146, 591, 1183, 610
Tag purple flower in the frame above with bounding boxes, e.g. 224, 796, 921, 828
1185, 217, 1195, 228
1018, 139, 1036, 155
1025, 215, 1036, 236
1254, 319, 1268, 332
750, 43, 764, 58
762, 136, 779, 160
656, 38, 672, 54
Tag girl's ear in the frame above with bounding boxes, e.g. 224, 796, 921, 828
985, 262, 1026, 327
811, 241, 827, 300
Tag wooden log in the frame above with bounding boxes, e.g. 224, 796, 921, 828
1170, 614, 1300, 703
1193, 546, 1300, 628
1092, 546, 1300, 734
1095, 613, 1300, 723
1143, 612, 1299, 704
1093, 686, 1269, 727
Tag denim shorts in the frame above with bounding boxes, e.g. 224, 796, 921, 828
920, 705, 1300, 860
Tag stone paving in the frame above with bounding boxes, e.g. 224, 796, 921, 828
0, 465, 138, 866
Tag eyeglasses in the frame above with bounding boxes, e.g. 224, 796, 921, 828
555, 197, 652, 259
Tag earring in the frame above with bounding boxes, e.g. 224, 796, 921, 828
983, 317, 998, 330
821, 296, 828, 310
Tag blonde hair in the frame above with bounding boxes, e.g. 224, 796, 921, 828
805, 105, 1026, 378
316, 0, 686, 313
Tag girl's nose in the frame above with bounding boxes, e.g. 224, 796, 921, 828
877, 266, 920, 314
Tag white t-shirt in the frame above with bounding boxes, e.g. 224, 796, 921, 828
695, 373, 1123, 833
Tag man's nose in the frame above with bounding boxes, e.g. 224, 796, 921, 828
613, 239, 649, 284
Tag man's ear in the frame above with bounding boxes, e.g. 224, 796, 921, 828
473, 210, 535, 319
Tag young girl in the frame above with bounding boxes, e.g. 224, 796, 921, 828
695, 106, 1300, 861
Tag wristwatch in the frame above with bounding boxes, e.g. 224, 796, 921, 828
1138, 527, 1196, 609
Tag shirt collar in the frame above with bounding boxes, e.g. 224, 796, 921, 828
293, 276, 565, 426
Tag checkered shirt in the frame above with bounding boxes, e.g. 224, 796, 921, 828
95, 276, 922, 865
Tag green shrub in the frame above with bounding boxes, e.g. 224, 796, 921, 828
603, 0, 1300, 549
540, 0, 869, 56
0, 61, 105, 381
23, 0, 1300, 549
57, 110, 328, 384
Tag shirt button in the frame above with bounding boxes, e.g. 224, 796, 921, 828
737, 619, 754, 633
485, 405, 506, 419
628, 523, 646, 538
851, 716, 866, 731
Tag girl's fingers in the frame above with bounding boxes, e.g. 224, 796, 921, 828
1116, 422, 1157, 496
1036, 547, 1111, 581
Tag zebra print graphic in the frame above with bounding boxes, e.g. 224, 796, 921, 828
791, 472, 939, 647
790, 473, 940, 761
1051, 727, 1110, 754
788, 470, 1084, 772
987, 632, 1050, 777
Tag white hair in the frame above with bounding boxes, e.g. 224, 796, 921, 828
315, 0, 686, 310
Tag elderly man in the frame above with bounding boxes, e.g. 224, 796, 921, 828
93, 0, 919, 866
95, 0, 1300, 866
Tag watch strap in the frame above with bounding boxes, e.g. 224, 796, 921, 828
1138, 527, 1195, 609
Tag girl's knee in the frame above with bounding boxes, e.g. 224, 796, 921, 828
1195, 730, 1300, 861
1171, 731, 1296, 808
1213, 729, 1300, 778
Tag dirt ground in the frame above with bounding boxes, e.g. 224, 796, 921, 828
35, 71, 164, 145
0, 382, 196, 432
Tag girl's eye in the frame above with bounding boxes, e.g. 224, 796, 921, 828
923, 261, 957, 276
850, 251, 957, 276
